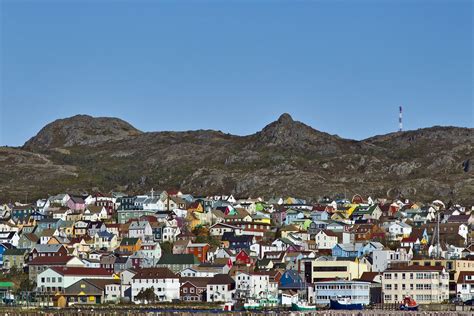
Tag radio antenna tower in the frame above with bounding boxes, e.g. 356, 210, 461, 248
399, 106, 403, 132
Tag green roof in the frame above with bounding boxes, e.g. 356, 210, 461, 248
157, 254, 199, 265
120, 238, 139, 246
0, 282, 14, 288
4, 248, 28, 256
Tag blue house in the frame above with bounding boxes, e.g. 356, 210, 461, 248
285, 209, 304, 225
279, 269, 305, 290
358, 242, 384, 257
11, 205, 35, 223
37, 218, 62, 232
311, 210, 330, 222
0, 243, 13, 266
222, 233, 254, 250
332, 243, 364, 258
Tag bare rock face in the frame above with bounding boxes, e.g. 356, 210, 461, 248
1, 113, 473, 203
249, 113, 353, 155
23, 115, 142, 150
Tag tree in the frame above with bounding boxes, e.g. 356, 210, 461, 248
136, 287, 158, 304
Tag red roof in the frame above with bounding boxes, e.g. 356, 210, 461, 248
457, 271, 474, 284
29, 256, 76, 265
51, 267, 112, 276
401, 237, 417, 243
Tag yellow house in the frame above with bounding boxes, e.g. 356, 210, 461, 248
188, 202, 204, 213
186, 211, 201, 230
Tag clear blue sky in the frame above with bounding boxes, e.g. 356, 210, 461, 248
1, 0, 472, 146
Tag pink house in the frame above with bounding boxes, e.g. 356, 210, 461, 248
67, 196, 86, 211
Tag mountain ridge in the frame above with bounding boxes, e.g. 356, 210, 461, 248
1, 113, 471, 203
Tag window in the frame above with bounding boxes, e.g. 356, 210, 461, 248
384, 273, 391, 279
183, 288, 187, 293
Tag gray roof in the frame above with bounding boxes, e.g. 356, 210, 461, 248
336, 243, 364, 251
33, 244, 64, 253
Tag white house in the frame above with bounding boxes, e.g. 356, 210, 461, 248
250, 242, 278, 259
372, 248, 412, 272
120, 269, 137, 302
386, 222, 412, 240
457, 271, 474, 301
131, 267, 180, 303
0, 231, 19, 247
210, 223, 241, 236
162, 225, 181, 242
139, 242, 162, 266
207, 274, 236, 302
104, 282, 122, 303
36, 267, 113, 297
314, 230, 338, 250
234, 271, 278, 300
82, 206, 108, 221
129, 221, 153, 241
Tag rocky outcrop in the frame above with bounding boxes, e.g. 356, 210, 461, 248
23, 115, 142, 149
0, 113, 472, 203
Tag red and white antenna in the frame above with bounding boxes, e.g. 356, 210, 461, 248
399, 106, 403, 132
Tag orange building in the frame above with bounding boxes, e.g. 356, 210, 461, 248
185, 243, 210, 263
119, 237, 142, 253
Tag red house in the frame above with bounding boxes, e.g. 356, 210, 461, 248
235, 249, 251, 265
30, 244, 68, 260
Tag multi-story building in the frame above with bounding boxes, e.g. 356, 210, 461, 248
382, 265, 449, 304
36, 267, 114, 306
234, 271, 278, 300
313, 279, 371, 306
410, 258, 474, 296
206, 274, 236, 302
304, 257, 369, 283
130, 268, 180, 303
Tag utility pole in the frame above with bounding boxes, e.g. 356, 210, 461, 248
437, 212, 441, 259
399, 106, 403, 132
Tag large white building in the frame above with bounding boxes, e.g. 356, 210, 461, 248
382, 265, 449, 304
131, 268, 180, 303
313, 279, 371, 306
37, 267, 113, 292
234, 271, 278, 300
36, 267, 114, 306
372, 248, 412, 272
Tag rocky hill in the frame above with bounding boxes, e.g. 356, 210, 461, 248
1, 113, 472, 204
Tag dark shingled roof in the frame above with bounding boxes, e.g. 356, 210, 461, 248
207, 274, 235, 285
157, 254, 200, 265
132, 268, 177, 279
